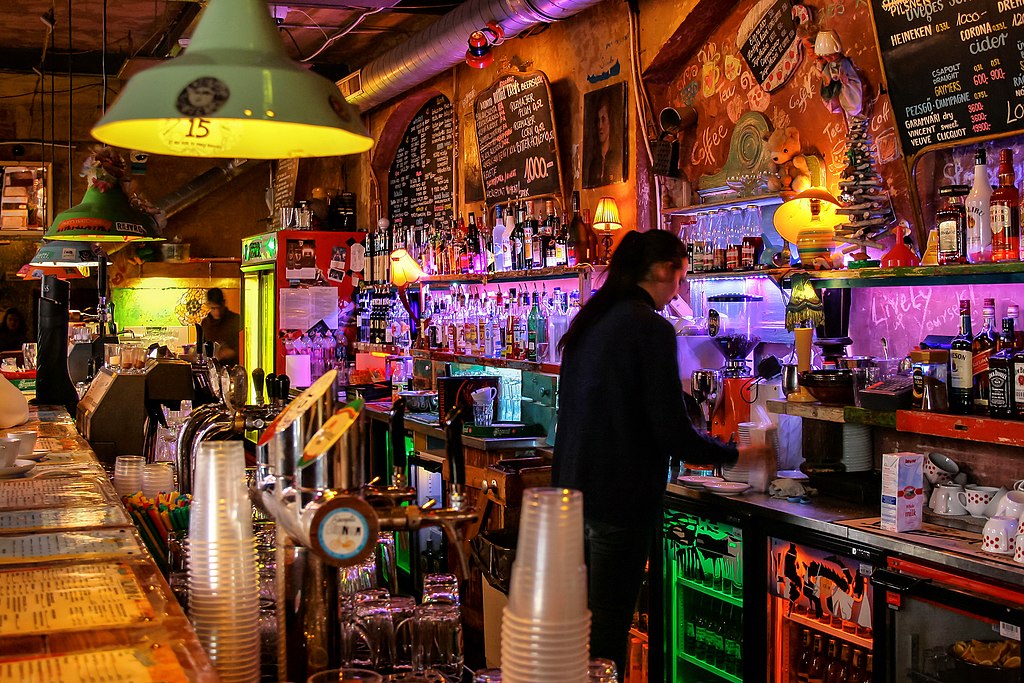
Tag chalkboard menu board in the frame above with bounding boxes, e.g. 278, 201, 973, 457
736, 0, 801, 92
474, 71, 562, 204
388, 95, 455, 231
871, 0, 1024, 157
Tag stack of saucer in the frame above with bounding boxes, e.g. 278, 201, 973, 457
841, 424, 873, 472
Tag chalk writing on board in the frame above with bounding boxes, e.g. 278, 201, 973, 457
388, 95, 455, 231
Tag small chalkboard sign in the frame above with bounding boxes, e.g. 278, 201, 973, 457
388, 95, 455, 232
870, 0, 1024, 157
736, 0, 803, 92
474, 70, 563, 205
272, 158, 299, 228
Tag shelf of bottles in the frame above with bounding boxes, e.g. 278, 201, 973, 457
786, 622, 873, 683
676, 573, 742, 608
678, 652, 741, 683
675, 578, 743, 680
785, 611, 873, 650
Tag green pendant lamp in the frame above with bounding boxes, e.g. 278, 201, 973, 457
90, 0, 374, 159
44, 182, 162, 242
31, 240, 111, 267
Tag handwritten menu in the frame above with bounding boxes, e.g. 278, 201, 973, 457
272, 158, 300, 227
871, 0, 1024, 156
737, 0, 798, 90
474, 71, 562, 204
0, 505, 130, 533
0, 563, 154, 635
388, 95, 455, 232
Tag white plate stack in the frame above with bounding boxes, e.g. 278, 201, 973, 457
501, 488, 590, 683
188, 441, 260, 683
841, 424, 873, 472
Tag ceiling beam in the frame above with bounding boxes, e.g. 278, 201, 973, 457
0, 49, 127, 79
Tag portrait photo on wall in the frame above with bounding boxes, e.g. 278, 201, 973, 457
582, 81, 628, 189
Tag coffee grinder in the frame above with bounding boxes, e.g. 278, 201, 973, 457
707, 294, 762, 443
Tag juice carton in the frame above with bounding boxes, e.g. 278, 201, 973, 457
881, 452, 924, 532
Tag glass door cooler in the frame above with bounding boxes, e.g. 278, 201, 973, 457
767, 530, 883, 683
656, 500, 759, 683
872, 557, 1023, 682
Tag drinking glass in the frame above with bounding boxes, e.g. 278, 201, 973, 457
306, 669, 382, 683
104, 343, 121, 371
421, 573, 460, 605
411, 603, 463, 680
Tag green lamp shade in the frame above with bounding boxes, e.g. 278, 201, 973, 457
17, 264, 89, 280
45, 184, 162, 242
31, 241, 110, 267
90, 0, 374, 159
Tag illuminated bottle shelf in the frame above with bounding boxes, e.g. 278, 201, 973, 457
784, 610, 873, 650
679, 652, 742, 683
676, 574, 743, 607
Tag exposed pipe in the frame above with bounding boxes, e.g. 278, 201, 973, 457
156, 158, 263, 218
345, 0, 606, 111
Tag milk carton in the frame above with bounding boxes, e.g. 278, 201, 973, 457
881, 452, 924, 532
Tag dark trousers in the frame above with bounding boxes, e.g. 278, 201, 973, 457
585, 518, 655, 681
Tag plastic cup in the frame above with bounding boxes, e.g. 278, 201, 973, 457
507, 564, 588, 622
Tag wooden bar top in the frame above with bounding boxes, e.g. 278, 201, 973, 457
0, 406, 217, 682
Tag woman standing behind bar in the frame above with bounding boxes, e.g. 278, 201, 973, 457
553, 229, 769, 678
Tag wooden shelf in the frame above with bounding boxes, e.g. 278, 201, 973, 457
662, 193, 785, 216
133, 259, 241, 279
766, 399, 896, 428
804, 261, 1024, 289
411, 349, 559, 374
419, 264, 597, 285
0, 229, 44, 242
784, 611, 873, 649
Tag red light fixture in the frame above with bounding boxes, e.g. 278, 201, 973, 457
466, 22, 504, 69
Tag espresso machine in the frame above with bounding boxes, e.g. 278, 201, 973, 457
706, 294, 763, 444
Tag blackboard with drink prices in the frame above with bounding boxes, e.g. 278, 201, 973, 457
870, 0, 1024, 157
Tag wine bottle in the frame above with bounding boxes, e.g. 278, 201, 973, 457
950, 299, 974, 414
808, 634, 826, 683
796, 629, 813, 683
823, 639, 841, 683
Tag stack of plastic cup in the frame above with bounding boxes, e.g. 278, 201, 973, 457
142, 462, 176, 497
113, 456, 145, 497
187, 441, 260, 682
501, 487, 589, 683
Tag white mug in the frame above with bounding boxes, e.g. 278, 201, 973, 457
929, 483, 967, 516
985, 488, 1010, 518
958, 486, 1001, 518
982, 516, 1018, 555
0, 439, 19, 468
923, 452, 958, 485
1016, 534, 1024, 564
995, 490, 1024, 519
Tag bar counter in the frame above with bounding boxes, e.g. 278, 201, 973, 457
666, 483, 1024, 587
0, 406, 216, 682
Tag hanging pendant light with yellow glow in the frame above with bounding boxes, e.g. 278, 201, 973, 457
44, 182, 162, 242
90, 0, 374, 159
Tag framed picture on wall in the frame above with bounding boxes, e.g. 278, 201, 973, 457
582, 82, 628, 189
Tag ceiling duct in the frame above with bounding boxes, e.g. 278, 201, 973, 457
342, 0, 605, 111
156, 159, 264, 218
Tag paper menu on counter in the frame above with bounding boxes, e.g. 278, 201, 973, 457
0, 563, 155, 636
0, 505, 130, 533
0, 479, 114, 510
0, 646, 193, 682
0, 529, 142, 564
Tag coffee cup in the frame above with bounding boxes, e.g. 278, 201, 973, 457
984, 487, 1010, 518
1016, 535, 1024, 564
982, 516, 1018, 554
922, 452, 958, 485
958, 486, 1001, 517
995, 490, 1024, 519
0, 438, 19, 468
929, 483, 967, 516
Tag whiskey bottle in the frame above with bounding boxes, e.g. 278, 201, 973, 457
950, 299, 974, 414
936, 185, 969, 265
989, 317, 1015, 419
807, 634, 826, 683
973, 298, 997, 411
990, 148, 1020, 262
796, 628, 813, 683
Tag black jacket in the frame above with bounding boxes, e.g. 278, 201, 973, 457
552, 287, 737, 526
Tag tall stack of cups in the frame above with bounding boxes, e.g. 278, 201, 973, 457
188, 442, 260, 682
501, 488, 589, 683
113, 455, 145, 497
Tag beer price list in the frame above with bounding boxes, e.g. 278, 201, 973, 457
388, 95, 455, 232
0, 647, 192, 683
0, 529, 142, 564
0, 505, 130, 533
474, 71, 561, 205
0, 479, 114, 511
871, 0, 1024, 156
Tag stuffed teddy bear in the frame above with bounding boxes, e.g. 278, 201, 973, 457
763, 127, 811, 193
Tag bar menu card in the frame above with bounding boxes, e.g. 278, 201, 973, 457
0, 647, 191, 682
871, 0, 1024, 156
0, 479, 113, 510
0, 505, 130, 533
474, 70, 561, 204
0, 563, 154, 636
388, 95, 455, 233
0, 529, 142, 564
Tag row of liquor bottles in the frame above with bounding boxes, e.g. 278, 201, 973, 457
949, 297, 1024, 418
363, 192, 602, 284
421, 285, 582, 364
682, 594, 743, 676
936, 147, 1021, 264
795, 629, 873, 683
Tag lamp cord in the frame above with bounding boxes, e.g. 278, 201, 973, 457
67, 0, 72, 208
101, 0, 107, 113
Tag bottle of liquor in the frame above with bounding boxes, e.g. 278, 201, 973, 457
711, 601, 726, 668
1008, 304, 1024, 349
683, 595, 698, 653
823, 639, 841, 683
692, 595, 707, 660
950, 299, 975, 414
849, 653, 872, 683
466, 212, 483, 273
492, 205, 509, 272
530, 202, 544, 269
989, 317, 1015, 418
847, 649, 864, 683
974, 298, 997, 411
543, 200, 559, 268
723, 604, 741, 675
1014, 329, 1024, 419
796, 629, 813, 683
554, 213, 568, 267
966, 147, 992, 262
936, 185, 970, 265
520, 206, 534, 271
567, 191, 588, 265
807, 634, 826, 683
527, 292, 542, 362
990, 148, 1020, 262
833, 644, 852, 683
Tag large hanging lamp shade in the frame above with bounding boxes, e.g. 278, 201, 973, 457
17, 264, 89, 280
31, 241, 110, 267
90, 0, 374, 159
44, 183, 162, 242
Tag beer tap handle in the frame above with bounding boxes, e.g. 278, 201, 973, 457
252, 368, 265, 406
390, 397, 407, 486
278, 374, 290, 406
265, 374, 278, 404
444, 403, 469, 498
